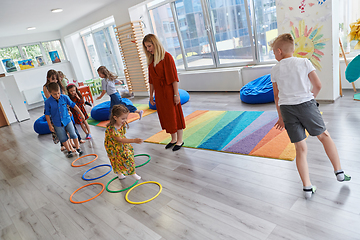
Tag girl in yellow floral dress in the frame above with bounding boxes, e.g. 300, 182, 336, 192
104, 105, 143, 180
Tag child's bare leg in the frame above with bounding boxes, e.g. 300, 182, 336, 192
62, 141, 72, 152
295, 139, 316, 198
135, 110, 144, 120
73, 138, 80, 150
84, 121, 91, 134
316, 130, 341, 171
294, 139, 311, 187
317, 130, 350, 181
80, 122, 89, 135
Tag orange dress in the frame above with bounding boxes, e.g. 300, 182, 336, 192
148, 52, 186, 134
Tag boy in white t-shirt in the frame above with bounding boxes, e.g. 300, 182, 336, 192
270, 33, 351, 199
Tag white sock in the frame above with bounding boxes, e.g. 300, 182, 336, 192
131, 173, 141, 180
335, 169, 344, 181
303, 185, 316, 199
117, 173, 126, 180
138, 110, 144, 120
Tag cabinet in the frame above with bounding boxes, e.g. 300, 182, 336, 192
0, 75, 30, 125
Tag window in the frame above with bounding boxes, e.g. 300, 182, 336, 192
149, 3, 185, 69
253, 0, 278, 61
339, 0, 360, 55
0, 46, 21, 71
42, 40, 66, 63
147, 0, 278, 70
0, 39, 66, 72
174, 0, 215, 68
208, 0, 255, 65
22, 44, 42, 65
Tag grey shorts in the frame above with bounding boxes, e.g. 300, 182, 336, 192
280, 99, 326, 143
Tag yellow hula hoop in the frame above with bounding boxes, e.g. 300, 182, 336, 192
125, 181, 162, 205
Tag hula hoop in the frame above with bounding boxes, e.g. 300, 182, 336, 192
70, 182, 105, 204
106, 177, 139, 193
82, 164, 112, 181
125, 181, 162, 204
134, 154, 151, 168
72, 154, 98, 167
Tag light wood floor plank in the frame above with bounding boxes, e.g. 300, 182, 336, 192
11, 208, 53, 240
0, 224, 23, 240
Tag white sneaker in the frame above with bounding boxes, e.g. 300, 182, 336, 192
117, 173, 126, 180
131, 173, 141, 180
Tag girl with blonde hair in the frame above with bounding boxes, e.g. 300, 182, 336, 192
143, 34, 186, 151
96, 66, 143, 118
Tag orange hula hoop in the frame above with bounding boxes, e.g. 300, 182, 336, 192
70, 182, 105, 204
71, 154, 98, 167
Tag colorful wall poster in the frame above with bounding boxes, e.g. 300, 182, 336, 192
2, 59, 17, 73
36, 56, 45, 66
18, 59, 34, 70
49, 51, 61, 63
290, 20, 329, 70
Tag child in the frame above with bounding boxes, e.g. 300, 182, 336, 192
58, 71, 68, 89
67, 84, 92, 139
104, 104, 143, 180
270, 33, 351, 199
96, 66, 143, 118
45, 82, 84, 158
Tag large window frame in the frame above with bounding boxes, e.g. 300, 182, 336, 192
80, 22, 124, 78
147, 0, 277, 71
0, 40, 67, 72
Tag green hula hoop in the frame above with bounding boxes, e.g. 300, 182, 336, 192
106, 177, 139, 193
134, 154, 151, 168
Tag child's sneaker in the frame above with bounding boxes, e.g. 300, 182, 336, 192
138, 110, 144, 120
67, 151, 73, 158
76, 148, 83, 156
85, 134, 92, 139
131, 173, 141, 180
335, 170, 351, 182
117, 173, 126, 180
303, 185, 316, 199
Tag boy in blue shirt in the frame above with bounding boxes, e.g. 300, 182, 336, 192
45, 82, 84, 158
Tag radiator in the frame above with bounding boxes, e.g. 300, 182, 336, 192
23, 87, 43, 105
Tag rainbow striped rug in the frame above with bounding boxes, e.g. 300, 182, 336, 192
145, 110, 296, 161
87, 104, 156, 128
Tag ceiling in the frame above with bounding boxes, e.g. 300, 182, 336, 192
0, 0, 117, 38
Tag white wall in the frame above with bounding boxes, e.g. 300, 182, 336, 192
60, 0, 146, 38
0, 31, 61, 47
64, 34, 92, 83
9, 62, 76, 109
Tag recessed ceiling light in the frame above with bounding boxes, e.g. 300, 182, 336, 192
27, 27, 36, 30
51, 8, 63, 13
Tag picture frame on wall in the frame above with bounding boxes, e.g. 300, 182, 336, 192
49, 51, 61, 63
2, 59, 17, 73
18, 59, 34, 70
36, 56, 45, 66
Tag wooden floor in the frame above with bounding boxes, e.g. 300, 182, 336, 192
1, 90, 360, 240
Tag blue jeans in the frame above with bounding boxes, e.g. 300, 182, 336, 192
54, 122, 78, 143
110, 92, 137, 113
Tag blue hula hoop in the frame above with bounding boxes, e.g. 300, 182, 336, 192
82, 164, 112, 181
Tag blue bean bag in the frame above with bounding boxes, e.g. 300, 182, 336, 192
91, 98, 135, 121
34, 115, 51, 135
345, 55, 360, 83
149, 89, 190, 110
240, 74, 274, 104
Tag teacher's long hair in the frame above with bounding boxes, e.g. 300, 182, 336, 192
142, 34, 165, 67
